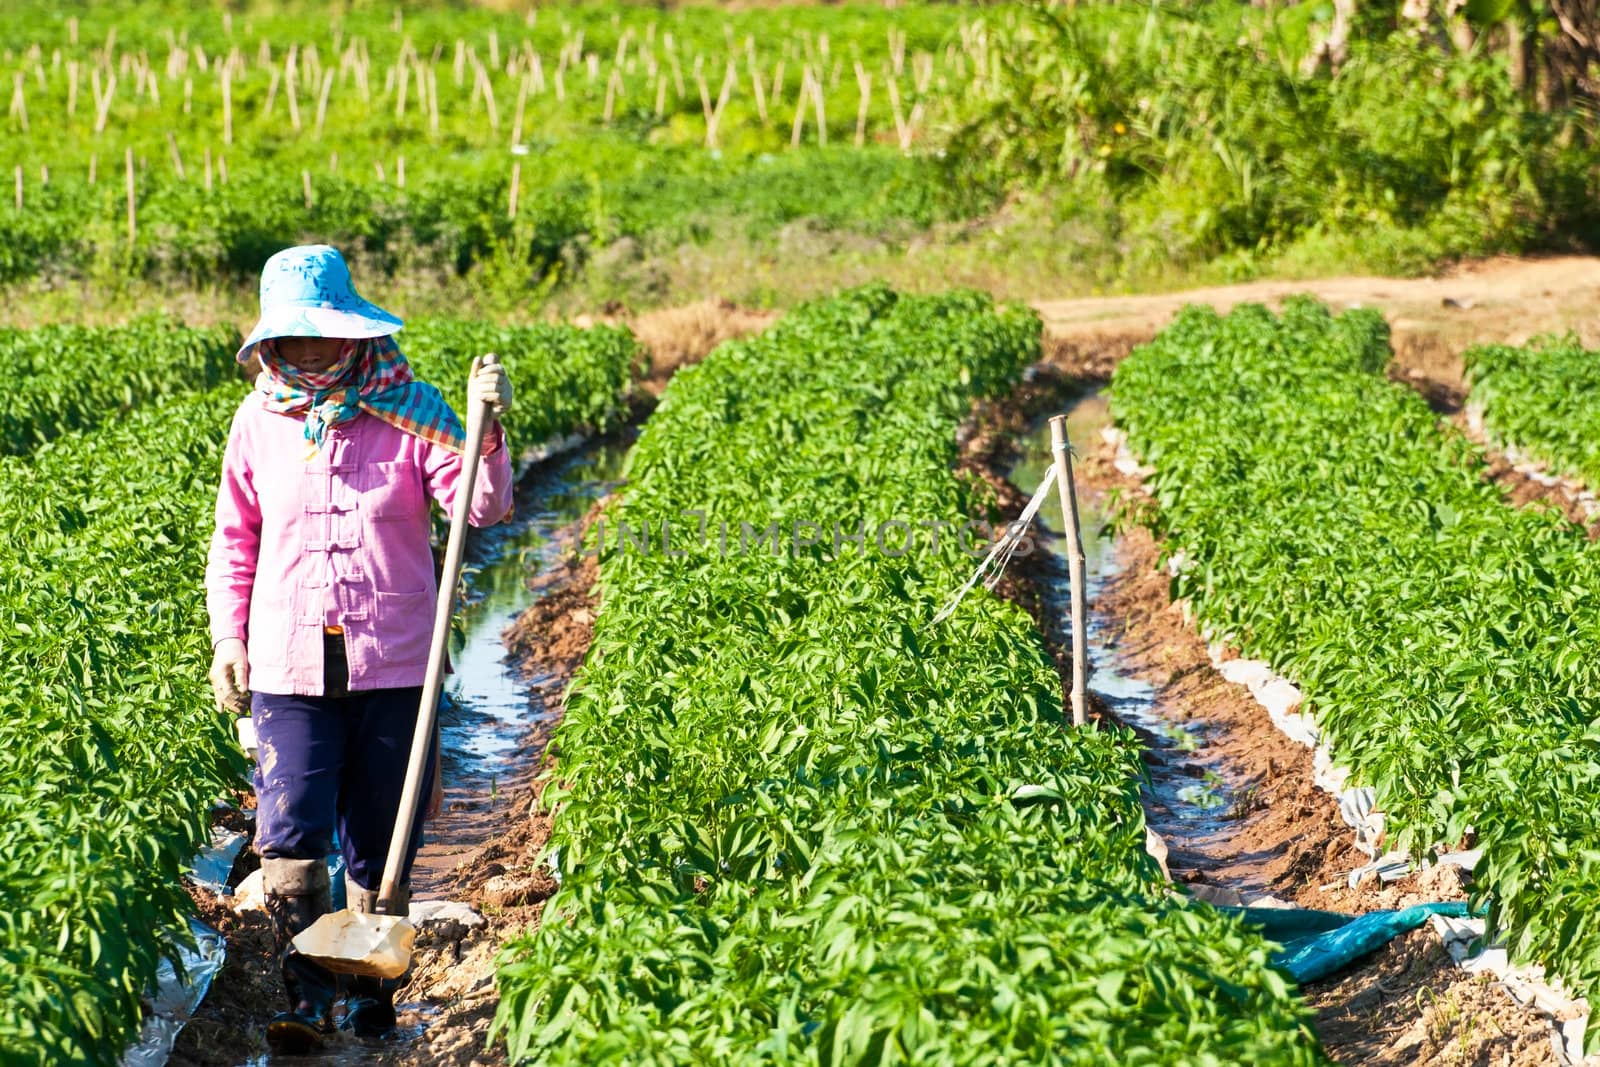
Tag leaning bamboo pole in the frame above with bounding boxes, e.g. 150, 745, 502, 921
1048, 415, 1089, 727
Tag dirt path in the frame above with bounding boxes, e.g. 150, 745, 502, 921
1033, 254, 1600, 357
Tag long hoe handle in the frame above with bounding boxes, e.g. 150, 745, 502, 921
376, 354, 498, 913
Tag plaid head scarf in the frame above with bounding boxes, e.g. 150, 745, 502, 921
255, 335, 466, 459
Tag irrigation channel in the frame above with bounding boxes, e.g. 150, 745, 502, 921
409, 436, 628, 894
195, 434, 630, 1067
1004, 394, 1267, 900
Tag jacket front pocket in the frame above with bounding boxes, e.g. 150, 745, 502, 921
360, 460, 426, 522
373, 588, 435, 668
246, 592, 295, 667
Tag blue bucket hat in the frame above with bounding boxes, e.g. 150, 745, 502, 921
237, 245, 403, 363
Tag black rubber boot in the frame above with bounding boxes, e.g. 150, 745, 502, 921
263, 858, 338, 1055
339, 876, 408, 1041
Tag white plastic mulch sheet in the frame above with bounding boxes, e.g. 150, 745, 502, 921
120, 918, 227, 1067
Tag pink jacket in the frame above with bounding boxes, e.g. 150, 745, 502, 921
206, 393, 514, 696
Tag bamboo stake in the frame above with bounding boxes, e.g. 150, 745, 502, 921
810, 66, 826, 146
124, 147, 136, 245
854, 62, 870, 146
184, 75, 193, 114
39, 164, 48, 185
396, 154, 405, 188
67, 61, 78, 117
315, 69, 333, 133
88, 153, 96, 184
667, 49, 683, 97
604, 66, 621, 123
374, 159, 385, 182
329, 150, 338, 173
93, 71, 116, 135
510, 70, 528, 146
166, 130, 185, 179
218, 154, 228, 184
1048, 415, 1088, 727
10, 74, 27, 133
654, 71, 666, 115
790, 66, 808, 146
286, 46, 302, 127
748, 51, 767, 124
264, 67, 280, 119
204, 146, 213, 190
886, 71, 909, 152
221, 63, 232, 144
770, 58, 784, 111
480, 64, 498, 128
694, 65, 711, 138
427, 64, 439, 136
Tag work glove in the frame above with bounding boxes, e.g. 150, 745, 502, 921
209, 637, 251, 713
469, 357, 513, 421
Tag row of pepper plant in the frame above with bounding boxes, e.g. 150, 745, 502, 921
1110, 298, 1600, 1028
491, 285, 1324, 1066
0, 317, 238, 454
0, 320, 641, 1063
1462, 335, 1600, 490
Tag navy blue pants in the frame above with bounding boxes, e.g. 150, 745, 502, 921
251, 638, 436, 890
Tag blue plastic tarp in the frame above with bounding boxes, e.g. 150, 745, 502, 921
1219, 902, 1473, 984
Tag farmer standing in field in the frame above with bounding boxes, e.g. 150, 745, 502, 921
204, 245, 514, 1052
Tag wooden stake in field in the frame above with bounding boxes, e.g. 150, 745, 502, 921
316, 69, 334, 134
10, 73, 27, 133
221, 63, 233, 144
853, 62, 871, 146
166, 131, 185, 179
507, 160, 521, 219
1048, 415, 1089, 727
603, 66, 621, 124
790, 67, 807, 147
303, 169, 313, 209
510, 71, 528, 146
93, 70, 116, 135
396, 154, 405, 188
427, 64, 440, 136
747, 47, 767, 125
124, 147, 136, 246
286, 46, 301, 130
810, 66, 826, 146
204, 146, 213, 190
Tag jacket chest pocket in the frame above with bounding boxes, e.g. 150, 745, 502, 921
358, 460, 426, 522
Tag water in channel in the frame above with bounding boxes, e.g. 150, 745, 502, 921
1005, 392, 1261, 897
420, 434, 630, 880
